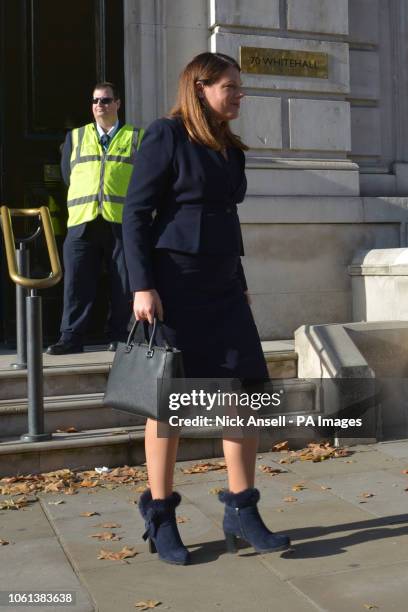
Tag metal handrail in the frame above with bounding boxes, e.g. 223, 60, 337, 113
0, 206, 62, 288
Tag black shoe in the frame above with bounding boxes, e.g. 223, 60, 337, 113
46, 340, 84, 355
107, 341, 118, 352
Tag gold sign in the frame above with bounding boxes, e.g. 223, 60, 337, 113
240, 46, 329, 79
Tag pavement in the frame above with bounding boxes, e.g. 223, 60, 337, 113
1, 441, 408, 612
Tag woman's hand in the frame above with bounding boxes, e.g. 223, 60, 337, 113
133, 290, 164, 324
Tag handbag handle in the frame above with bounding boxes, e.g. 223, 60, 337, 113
125, 317, 171, 354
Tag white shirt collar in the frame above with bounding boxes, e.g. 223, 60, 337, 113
96, 120, 119, 139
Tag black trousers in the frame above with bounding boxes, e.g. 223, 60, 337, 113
60, 216, 131, 344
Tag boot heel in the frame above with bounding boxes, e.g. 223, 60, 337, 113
225, 532, 237, 553
148, 538, 157, 554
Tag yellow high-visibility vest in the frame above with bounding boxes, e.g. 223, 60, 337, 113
48, 195, 65, 236
67, 123, 144, 227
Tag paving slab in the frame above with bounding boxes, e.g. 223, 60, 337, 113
291, 561, 408, 612
277, 446, 406, 478
0, 504, 94, 612
377, 440, 408, 459
312, 469, 408, 517
80, 549, 317, 612
40, 488, 221, 571
2, 443, 408, 611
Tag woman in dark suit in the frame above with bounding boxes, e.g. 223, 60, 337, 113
123, 52, 290, 565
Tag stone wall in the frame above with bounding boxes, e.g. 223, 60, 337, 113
123, 1, 408, 340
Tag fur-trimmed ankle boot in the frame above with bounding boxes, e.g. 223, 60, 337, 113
219, 488, 290, 553
138, 490, 190, 565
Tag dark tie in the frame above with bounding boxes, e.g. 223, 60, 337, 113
100, 133, 110, 151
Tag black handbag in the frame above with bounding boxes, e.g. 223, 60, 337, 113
103, 318, 185, 420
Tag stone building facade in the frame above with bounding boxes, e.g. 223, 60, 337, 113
124, 1, 408, 340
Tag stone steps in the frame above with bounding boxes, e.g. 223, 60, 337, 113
0, 378, 318, 476
0, 341, 298, 401
0, 343, 311, 475
0, 393, 144, 437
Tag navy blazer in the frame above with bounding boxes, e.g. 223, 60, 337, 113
123, 117, 248, 291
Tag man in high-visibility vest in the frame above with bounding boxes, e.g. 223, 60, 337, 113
47, 82, 144, 354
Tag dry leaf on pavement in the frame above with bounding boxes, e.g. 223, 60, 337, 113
90, 532, 121, 541
209, 487, 224, 495
80, 511, 100, 517
258, 465, 286, 475
0, 496, 31, 510
176, 516, 189, 524
80, 480, 99, 488
134, 601, 161, 610
98, 546, 138, 560
0, 539, 9, 545
99, 523, 122, 529
272, 441, 289, 452
292, 484, 306, 492
283, 496, 297, 503
363, 604, 379, 610
182, 461, 226, 474
55, 427, 78, 433
360, 493, 374, 498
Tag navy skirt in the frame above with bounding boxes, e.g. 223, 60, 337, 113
152, 249, 268, 382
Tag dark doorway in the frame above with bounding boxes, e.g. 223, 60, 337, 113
0, 0, 125, 345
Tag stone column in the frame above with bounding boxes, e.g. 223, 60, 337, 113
390, 0, 408, 194
123, 0, 208, 128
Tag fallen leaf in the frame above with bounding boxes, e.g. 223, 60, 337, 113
44, 480, 65, 493
182, 461, 226, 474
48, 500, 65, 505
0, 539, 9, 545
134, 485, 148, 493
56, 427, 78, 433
363, 604, 379, 610
64, 487, 77, 495
209, 487, 224, 495
134, 601, 161, 611
80, 512, 100, 517
80, 480, 99, 488
360, 493, 374, 498
0, 496, 30, 510
283, 496, 297, 503
320, 486, 331, 490
278, 457, 295, 464
258, 465, 286, 475
272, 441, 289, 452
99, 523, 122, 529
98, 545, 138, 560
276, 508, 284, 512
176, 516, 189, 524
90, 532, 121, 541
292, 484, 306, 492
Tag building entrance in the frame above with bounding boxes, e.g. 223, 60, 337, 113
0, 0, 124, 345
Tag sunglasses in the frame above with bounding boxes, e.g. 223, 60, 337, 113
92, 97, 114, 105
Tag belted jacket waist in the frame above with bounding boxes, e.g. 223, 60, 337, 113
151, 202, 243, 255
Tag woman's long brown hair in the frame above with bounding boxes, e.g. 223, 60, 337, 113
169, 52, 249, 151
